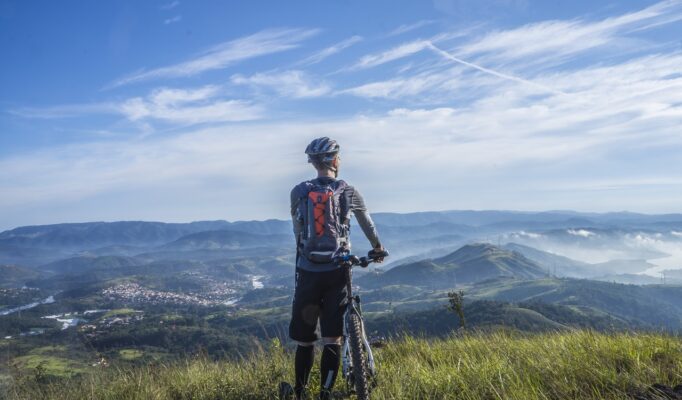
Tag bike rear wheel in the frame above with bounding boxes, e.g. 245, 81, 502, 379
348, 311, 370, 400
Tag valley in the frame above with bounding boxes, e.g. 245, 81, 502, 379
1, 210, 682, 391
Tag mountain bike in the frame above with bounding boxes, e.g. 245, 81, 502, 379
337, 250, 387, 400
279, 250, 388, 400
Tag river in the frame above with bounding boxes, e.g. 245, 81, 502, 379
0, 295, 55, 316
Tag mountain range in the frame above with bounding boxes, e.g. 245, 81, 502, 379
360, 243, 549, 289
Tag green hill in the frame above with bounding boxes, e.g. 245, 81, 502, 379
362, 243, 548, 288
0, 265, 40, 288
468, 278, 682, 330
38, 255, 141, 275
367, 300, 633, 334
503, 242, 595, 277
4, 331, 681, 400
161, 230, 291, 251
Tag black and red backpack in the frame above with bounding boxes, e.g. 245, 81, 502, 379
296, 179, 350, 264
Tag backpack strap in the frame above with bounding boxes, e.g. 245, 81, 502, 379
334, 180, 351, 226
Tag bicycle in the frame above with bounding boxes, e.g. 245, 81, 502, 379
280, 250, 388, 400
337, 250, 387, 400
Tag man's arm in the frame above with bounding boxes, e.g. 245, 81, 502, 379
348, 187, 382, 250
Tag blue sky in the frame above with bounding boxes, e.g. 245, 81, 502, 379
1, 0, 682, 230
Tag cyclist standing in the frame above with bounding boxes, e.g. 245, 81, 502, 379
283, 137, 386, 400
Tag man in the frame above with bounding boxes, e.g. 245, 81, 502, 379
283, 137, 386, 400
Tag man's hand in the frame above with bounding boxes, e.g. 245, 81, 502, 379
369, 246, 388, 263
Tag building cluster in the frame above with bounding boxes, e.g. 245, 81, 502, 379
101, 282, 237, 306
79, 311, 145, 339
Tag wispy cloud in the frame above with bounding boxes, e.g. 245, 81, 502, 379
426, 42, 565, 95
298, 35, 363, 65
350, 40, 430, 70
12, 85, 264, 124
160, 1, 180, 10
342, 1, 682, 102
388, 20, 435, 36
119, 86, 263, 123
164, 15, 182, 25
9, 103, 120, 119
231, 70, 331, 98
457, 0, 682, 67
340, 70, 457, 99
4, 2, 682, 227
108, 28, 319, 87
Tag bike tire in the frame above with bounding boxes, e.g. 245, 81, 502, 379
348, 311, 370, 400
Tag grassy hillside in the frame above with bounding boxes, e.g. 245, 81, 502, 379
5, 331, 681, 400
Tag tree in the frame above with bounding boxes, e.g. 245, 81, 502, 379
446, 290, 466, 330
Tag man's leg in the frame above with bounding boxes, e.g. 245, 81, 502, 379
319, 336, 342, 397
289, 268, 322, 399
294, 341, 316, 398
319, 267, 348, 399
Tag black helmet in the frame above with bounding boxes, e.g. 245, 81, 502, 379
305, 137, 340, 163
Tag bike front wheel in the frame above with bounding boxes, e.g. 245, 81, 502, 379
348, 311, 370, 400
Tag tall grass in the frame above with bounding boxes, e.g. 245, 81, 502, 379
6, 331, 682, 399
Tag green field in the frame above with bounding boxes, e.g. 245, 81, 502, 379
103, 308, 140, 318
4, 330, 681, 400
118, 349, 144, 361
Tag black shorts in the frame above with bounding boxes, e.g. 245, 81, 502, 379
289, 267, 348, 342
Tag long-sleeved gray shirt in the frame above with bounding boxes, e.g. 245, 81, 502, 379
291, 176, 381, 271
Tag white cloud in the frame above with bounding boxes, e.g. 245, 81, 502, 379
231, 70, 331, 98
340, 71, 456, 99
109, 28, 319, 87
119, 86, 263, 123
2, 89, 682, 228
12, 85, 264, 124
164, 15, 182, 25
4, 3, 682, 227
456, 0, 682, 67
388, 20, 435, 37
160, 1, 180, 10
567, 229, 595, 238
351, 40, 430, 70
298, 35, 363, 65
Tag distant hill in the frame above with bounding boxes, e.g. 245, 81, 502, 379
370, 210, 682, 229
503, 242, 596, 278
592, 273, 663, 285
38, 255, 141, 275
0, 242, 71, 267
0, 220, 290, 250
361, 243, 547, 288
662, 269, 682, 283
468, 277, 682, 330
160, 230, 291, 251
591, 259, 656, 275
0, 264, 40, 288
369, 300, 633, 335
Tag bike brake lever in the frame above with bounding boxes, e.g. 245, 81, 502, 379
359, 257, 370, 268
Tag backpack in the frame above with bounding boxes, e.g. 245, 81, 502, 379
296, 180, 350, 264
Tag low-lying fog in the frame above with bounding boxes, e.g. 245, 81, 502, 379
506, 229, 682, 277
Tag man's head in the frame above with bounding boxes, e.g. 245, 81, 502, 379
305, 137, 340, 177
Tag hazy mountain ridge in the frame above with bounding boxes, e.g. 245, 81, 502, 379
0, 265, 40, 288
361, 243, 548, 288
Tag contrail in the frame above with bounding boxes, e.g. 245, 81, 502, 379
425, 41, 566, 96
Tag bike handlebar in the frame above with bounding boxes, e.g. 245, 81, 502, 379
334, 249, 389, 268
